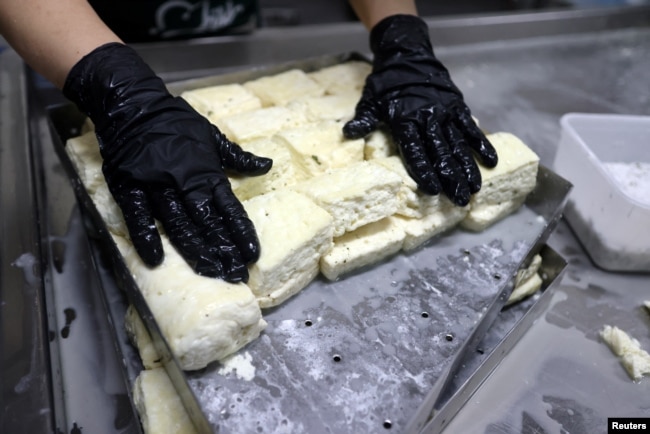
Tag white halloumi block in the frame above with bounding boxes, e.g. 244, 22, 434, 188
181, 83, 262, 123
372, 156, 441, 219
275, 121, 365, 177
229, 137, 310, 201
217, 106, 308, 143
133, 368, 198, 434
461, 196, 527, 232
243, 190, 334, 308
471, 132, 539, 207
460, 132, 539, 230
113, 234, 266, 371
290, 161, 404, 237
65, 131, 104, 193
363, 129, 396, 160
307, 61, 372, 95
243, 69, 325, 106
394, 199, 469, 251
320, 217, 405, 281
286, 92, 360, 123
601, 325, 650, 380
125, 304, 163, 370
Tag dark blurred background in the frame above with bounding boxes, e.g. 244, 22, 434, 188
257, 0, 649, 27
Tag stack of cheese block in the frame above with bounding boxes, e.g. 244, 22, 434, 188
66, 61, 542, 433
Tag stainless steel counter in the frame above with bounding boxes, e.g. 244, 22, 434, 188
2, 6, 650, 434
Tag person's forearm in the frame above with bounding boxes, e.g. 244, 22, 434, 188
0, 0, 121, 88
348, 0, 418, 29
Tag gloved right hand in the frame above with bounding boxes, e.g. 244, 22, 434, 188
63, 43, 272, 283
344, 15, 498, 206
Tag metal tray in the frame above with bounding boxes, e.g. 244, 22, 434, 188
47, 53, 572, 434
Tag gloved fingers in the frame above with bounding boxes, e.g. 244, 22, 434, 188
392, 119, 441, 195
149, 188, 229, 280
343, 88, 381, 140
209, 177, 262, 266
183, 187, 249, 283
109, 182, 163, 267
214, 128, 273, 176
457, 110, 498, 168
445, 122, 483, 194
423, 118, 471, 206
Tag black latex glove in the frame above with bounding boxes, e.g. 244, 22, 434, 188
344, 15, 498, 206
63, 43, 272, 283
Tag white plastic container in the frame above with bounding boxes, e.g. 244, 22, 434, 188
553, 113, 650, 272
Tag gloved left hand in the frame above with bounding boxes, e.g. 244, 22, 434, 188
63, 42, 272, 282
344, 14, 498, 206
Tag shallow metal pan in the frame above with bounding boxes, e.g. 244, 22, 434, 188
47, 52, 571, 434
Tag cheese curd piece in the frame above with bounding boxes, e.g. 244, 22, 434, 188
601, 325, 650, 380
243, 69, 324, 106
133, 368, 198, 434
114, 234, 266, 371
364, 129, 396, 160
65, 131, 104, 193
125, 304, 163, 369
307, 60, 372, 95
506, 254, 543, 305
217, 106, 308, 143
229, 137, 310, 201
275, 121, 365, 177
291, 161, 404, 237
506, 273, 543, 306
181, 84, 262, 123
320, 217, 405, 281
286, 92, 360, 123
243, 190, 334, 308
372, 156, 441, 218
394, 198, 469, 251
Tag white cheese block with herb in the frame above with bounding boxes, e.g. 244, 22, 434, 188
243, 190, 334, 308
307, 60, 372, 95
290, 161, 403, 237
181, 83, 262, 123
217, 106, 308, 143
243, 69, 325, 107
274, 120, 365, 177
320, 217, 405, 281
229, 137, 310, 201
113, 234, 266, 371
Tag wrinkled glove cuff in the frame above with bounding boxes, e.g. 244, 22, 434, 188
63, 42, 167, 133
369, 14, 432, 60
